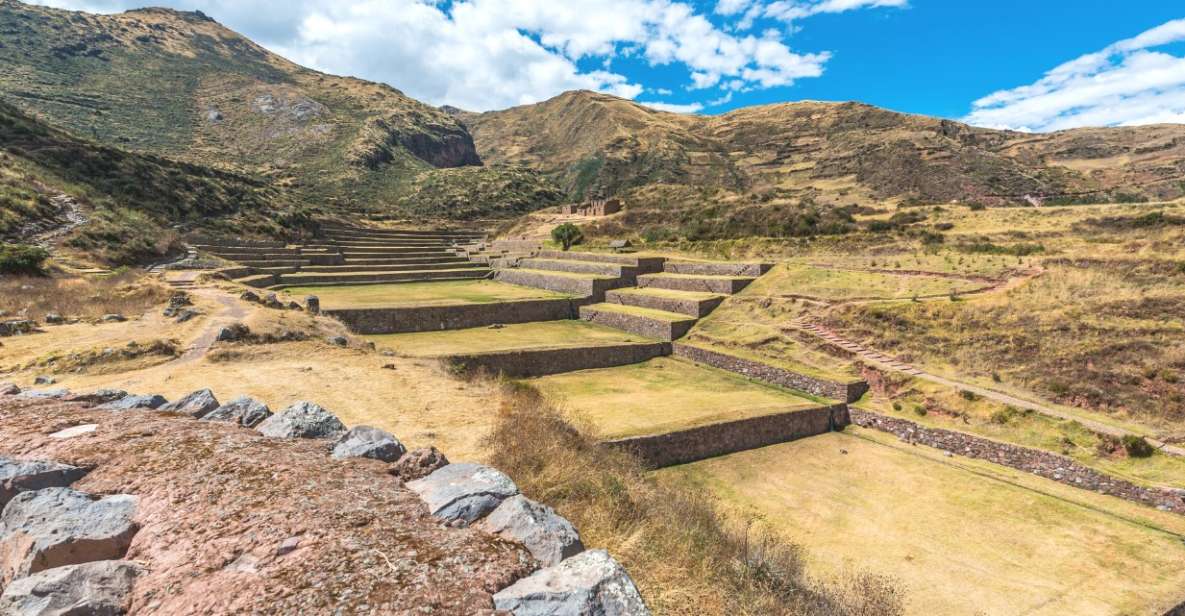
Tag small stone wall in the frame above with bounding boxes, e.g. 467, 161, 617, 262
850, 409, 1185, 514
519, 258, 635, 278
663, 261, 773, 277
672, 343, 868, 402
327, 299, 577, 334
579, 306, 694, 342
494, 269, 624, 300
535, 251, 666, 273
605, 290, 724, 318
638, 274, 752, 294
445, 342, 671, 378
605, 404, 849, 469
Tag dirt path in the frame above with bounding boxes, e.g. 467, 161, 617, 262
174, 284, 248, 365
789, 317, 1185, 457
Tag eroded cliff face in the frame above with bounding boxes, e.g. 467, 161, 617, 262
351, 114, 483, 170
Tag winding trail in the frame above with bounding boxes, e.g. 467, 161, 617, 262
787, 317, 1185, 457
174, 286, 249, 365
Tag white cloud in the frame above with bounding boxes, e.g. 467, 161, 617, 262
638, 101, 705, 113
28, 0, 901, 111
763, 0, 907, 23
965, 18, 1185, 132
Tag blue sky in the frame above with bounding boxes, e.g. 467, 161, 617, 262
34, 0, 1185, 130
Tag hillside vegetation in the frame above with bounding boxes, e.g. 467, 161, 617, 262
469, 91, 1185, 240
0, 0, 559, 224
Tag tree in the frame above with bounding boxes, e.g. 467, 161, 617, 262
551, 223, 584, 251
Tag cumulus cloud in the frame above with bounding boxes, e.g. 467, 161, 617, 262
965, 18, 1185, 132
30, 0, 898, 111
638, 101, 705, 113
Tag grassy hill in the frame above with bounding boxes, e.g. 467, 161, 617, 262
0, 99, 302, 263
0, 0, 560, 222
469, 91, 1185, 240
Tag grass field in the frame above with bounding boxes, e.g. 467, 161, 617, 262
279, 280, 570, 308
662, 428, 1185, 615
368, 320, 649, 357
529, 357, 822, 439
749, 263, 988, 301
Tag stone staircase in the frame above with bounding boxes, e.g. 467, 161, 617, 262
495, 251, 771, 342
191, 226, 490, 289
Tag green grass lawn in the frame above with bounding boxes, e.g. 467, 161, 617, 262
280, 279, 571, 308
368, 320, 648, 357
661, 428, 1185, 616
529, 357, 821, 439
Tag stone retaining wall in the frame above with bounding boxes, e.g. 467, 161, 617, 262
605, 290, 723, 318
579, 306, 694, 342
850, 409, 1185, 514
519, 258, 636, 278
494, 269, 624, 300
638, 274, 753, 294
672, 343, 868, 402
327, 299, 577, 334
663, 261, 772, 277
445, 342, 671, 378
605, 404, 849, 468
536, 251, 666, 273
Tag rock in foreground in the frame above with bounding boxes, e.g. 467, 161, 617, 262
201, 395, 272, 428
159, 389, 220, 418
255, 401, 346, 439
331, 425, 406, 462
0, 458, 89, 509
493, 549, 650, 616
477, 495, 584, 567
0, 560, 139, 616
407, 463, 518, 524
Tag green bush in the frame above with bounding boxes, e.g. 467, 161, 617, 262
1122, 435, 1155, 458
959, 389, 980, 402
913, 404, 928, 417
551, 223, 584, 251
0, 243, 49, 275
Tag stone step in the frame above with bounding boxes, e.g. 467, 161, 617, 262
198, 250, 301, 260
518, 258, 637, 278
343, 256, 471, 266
636, 273, 756, 295
323, 229, 484, 240
233, 274, 277, 288
663, 260, 773, 277
300, 261, 486, 273
339, 248, 458, 257
578, 303, 698, 342
330, 239, 460, 248
233, 259, 311, 269
493, 269, 625, 301
275, 268, 491, 286
604, 288, 726, 318
534, 250, 666, 273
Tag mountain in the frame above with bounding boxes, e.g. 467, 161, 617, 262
468, 90, 1185, 238
0, 0, 559, 221
0, 99, 303, 263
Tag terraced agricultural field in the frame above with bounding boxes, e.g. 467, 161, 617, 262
662, 428, 1185, 616
368, 320, 648, 357
529, 357, 823, 439
279, 279, 571, 308
749, 263, 988, 301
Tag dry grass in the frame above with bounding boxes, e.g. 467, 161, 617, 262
486, 384, 904, 616
0, 270, 170, 321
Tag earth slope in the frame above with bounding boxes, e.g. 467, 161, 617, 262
468, 91, 1185, 236
0, 0, 559, 220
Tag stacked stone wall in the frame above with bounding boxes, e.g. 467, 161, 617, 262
605, 290, 724, 318
445, 342, 671, 378
328, 299, 577, 334
638, 274, 752, 294
850, 409, 1185, 514
672, 343, 868, 402
605, 404, 849, 468
579, 306, 694, 342
663, 261, 772, 277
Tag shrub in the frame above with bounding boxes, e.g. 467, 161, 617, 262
913, 404, 928, 417
0, 243, 49, 275
1122, 435, 1155, 458
892, 401, 902, 412
959, 390, 980, 402
966, 202, 986, 211
551, 222, 584, 251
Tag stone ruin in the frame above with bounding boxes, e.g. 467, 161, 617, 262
560, 198, 623, 217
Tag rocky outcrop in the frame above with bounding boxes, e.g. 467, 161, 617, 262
0, 488, 138, 584
331, 426, 406, 462
389, 447, 449, 482
477, 495, 584, 567
201, 395, 272, 428
255, 401, 346, 439
407, 463, 519, 524
0, 560, 140, 615
99, 394, 167, 411
493, 549, 650, 615
0, 459, 89, 509
159, 389, 220, 418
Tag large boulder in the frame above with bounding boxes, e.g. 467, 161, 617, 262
202, 396, 272, 428
19, 389, 69, 400
0, 320, 36, 337
492, 549, 649, 615
0, 383, 19, 396
0, 488, 138, 585
0, 560, 140, 615
159, 389, 220, 418
255, 401, 346, 439
0, 459, 89, 510
215, 323, 249, 342
64, 389, 128, 405
476, 495, 584, 567
389, 447, 449, 482
406, 463, 518, 524
98, 394, 167, 411
331, 426, 406, 462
